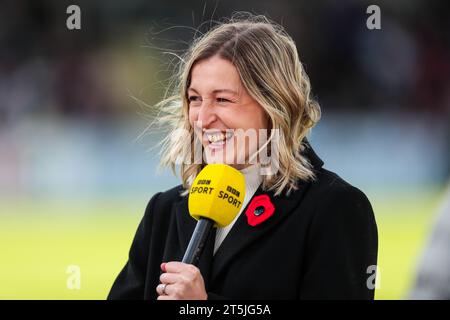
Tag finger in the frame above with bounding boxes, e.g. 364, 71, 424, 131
160, 262, 167, 272
156, 283, 167, 296
160, 272, 185, 285
157, 283, 178, 298
165, 261, 197, 274
156, 283, 175, 296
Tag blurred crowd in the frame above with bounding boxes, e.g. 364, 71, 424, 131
0, 0, 449, 195
1, 0, 449, 124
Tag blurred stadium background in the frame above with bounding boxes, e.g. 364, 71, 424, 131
1, 0, 449, 299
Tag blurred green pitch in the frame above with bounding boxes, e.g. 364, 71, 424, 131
0, 189, 443, 299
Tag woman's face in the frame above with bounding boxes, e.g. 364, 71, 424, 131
188, 56, 269, 169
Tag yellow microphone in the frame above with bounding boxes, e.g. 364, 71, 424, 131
182, 164, 246, 265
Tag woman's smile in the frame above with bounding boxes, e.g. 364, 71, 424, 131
203, 129, 234, 151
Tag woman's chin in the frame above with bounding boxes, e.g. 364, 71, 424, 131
204, 150, 251, 170
204, 146, 235, 166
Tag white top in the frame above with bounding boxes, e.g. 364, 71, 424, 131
213, 164, 263, 255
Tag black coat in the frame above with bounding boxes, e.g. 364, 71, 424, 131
108, 143, 378, 300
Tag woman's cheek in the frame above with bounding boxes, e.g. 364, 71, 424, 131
188, 110, 196, 125
218, 114, 237, 132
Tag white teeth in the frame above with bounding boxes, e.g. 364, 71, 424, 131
208, 133, 224, 143
206, 131, 233, 143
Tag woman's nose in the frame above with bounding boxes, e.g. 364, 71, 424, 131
197, 99, 217, 127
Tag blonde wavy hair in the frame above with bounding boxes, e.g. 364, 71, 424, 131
154, 13, 321, 196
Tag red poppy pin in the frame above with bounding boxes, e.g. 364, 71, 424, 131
245, 194, 275, 227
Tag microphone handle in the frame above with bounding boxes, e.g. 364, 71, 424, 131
182, 218, 214, 265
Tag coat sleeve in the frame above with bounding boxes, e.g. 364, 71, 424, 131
299, 184, 378, 299
107, 192, 161, 300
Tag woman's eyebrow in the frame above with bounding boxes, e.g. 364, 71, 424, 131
188, 87, 238, 95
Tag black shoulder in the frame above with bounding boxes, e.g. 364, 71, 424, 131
311, 168, 372, 208
299, 168, 378, 299
307, 167, 378, 243
143, 184, 186, 218
107, 184, 186, 300
154, 184, 186, 205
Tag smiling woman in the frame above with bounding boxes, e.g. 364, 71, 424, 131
108, 13, 378, 300
188, 56, 270, 170
156, 14, 322, 195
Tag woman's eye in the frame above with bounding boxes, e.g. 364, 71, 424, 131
188, 96, 200, 102
217, 98, 231, 103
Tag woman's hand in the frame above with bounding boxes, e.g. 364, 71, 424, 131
156, 262, 207, 300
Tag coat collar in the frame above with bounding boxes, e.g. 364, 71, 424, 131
173, 139, 324, 289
